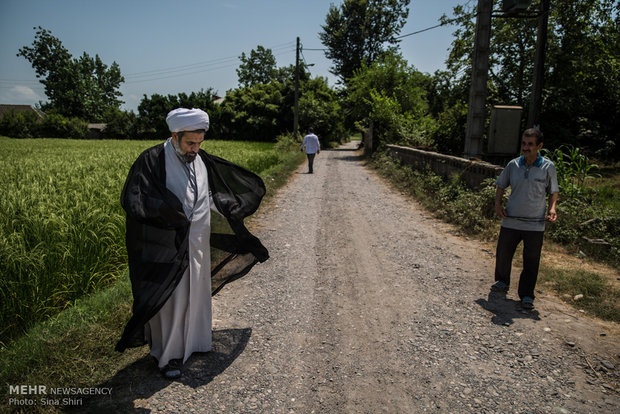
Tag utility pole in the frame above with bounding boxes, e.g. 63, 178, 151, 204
294, 37, 300, 139
464, 0, 493, 159
527, 0, 550, 128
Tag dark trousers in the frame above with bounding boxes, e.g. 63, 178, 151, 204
306, 153, 316, 173
494, 226, 544, 300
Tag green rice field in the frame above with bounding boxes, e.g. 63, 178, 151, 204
0, 137, 285, 346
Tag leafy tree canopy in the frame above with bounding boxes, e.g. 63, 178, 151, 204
17, 26, 124, 122
440, 0, 619, 153
320, 0, 410, 85
137, 88, 219, 139
346, 51, 433, 149
236, 45, 277, 88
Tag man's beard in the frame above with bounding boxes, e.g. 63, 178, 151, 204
173, 140, 197, 163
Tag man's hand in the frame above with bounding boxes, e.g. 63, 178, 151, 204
495, 204, 507, 219
546, 192, 559, 222
494, 187, 506, 219
546, 208, 557, 222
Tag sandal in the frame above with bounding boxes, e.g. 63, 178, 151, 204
490, 281, 509, 293
160, 359, 182, 379
521, 296, 534, 310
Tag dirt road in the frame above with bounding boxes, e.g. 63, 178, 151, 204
85, 142, 619, 413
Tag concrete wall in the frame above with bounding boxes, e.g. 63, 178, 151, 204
386, 144, 504, 189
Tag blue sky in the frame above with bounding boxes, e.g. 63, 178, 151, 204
0, 0, 470, 113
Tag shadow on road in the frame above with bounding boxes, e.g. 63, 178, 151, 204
70, 328, 252, 413
328, 147, 365, 163
475, 292, 541, 326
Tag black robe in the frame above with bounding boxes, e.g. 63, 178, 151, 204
115, 143, 269, 352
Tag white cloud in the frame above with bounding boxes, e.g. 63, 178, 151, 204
0, 85, 43, 105
12, 85, 41, 101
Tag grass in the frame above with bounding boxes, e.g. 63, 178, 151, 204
370, 150, 620, 322
0, 136, 305, 413
539, 266, 620, 322
0, 271, 145, 413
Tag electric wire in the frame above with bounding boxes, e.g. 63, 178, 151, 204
1, 41, 296, 87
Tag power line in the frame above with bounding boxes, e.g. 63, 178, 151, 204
301, 14, 469, 51
396, 22, 445, 39
1, 41, 296, 87
126, 50, 295, 84
124, 42, 295, 80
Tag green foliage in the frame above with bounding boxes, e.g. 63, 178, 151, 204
17, 26, 124, 121
346, 51, 434, 150
102, 108, 138, 139
320, 0, 410, 84
547, 199, 619, 265
542, 145, 600, 199
275, 132, 300, 153
136, 88, 220, 139
298, 77, 347, 145
0, 111, 89, 139
0, 110, 42, 138
237, 45, 277, 88
544, 0, 620, 153
438, 0, 620, 158
0, 137, 294, 346
220, 83, 285, 141
431, 100, 467, 155
219, 70, 345, 143
40, 113, 89, 139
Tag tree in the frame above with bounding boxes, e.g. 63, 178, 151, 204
346, 51, 432, 149
137, 89, 219, 139
220, 83, 285, 141
439, 0, 619, 156
298, 76, 346, 145
544, 0, 619, 154
17, 26, 124, 122
236, 45, 277, 88
319, 0, 410, 85
219, 63, 345, 143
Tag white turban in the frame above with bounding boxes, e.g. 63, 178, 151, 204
166, 108, 210, 132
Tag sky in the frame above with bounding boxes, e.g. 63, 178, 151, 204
0, 0, 471, 113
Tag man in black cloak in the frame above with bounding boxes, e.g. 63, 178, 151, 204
115, 108, 268, 379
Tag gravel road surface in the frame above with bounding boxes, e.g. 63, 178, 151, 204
81, 141, 619, 413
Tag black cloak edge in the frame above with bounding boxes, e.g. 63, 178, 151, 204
115, 143, 268, 352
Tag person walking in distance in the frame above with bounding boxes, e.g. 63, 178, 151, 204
491, 128, 559, 310
301, 128, 320, 174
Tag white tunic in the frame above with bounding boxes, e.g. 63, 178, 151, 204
145, 138, 214, 368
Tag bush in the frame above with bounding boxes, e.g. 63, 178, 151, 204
274, 132, 300, 152
103, 108, 138, 139
548, 199, 619, 265
0, 110, 42, 138
542, 145, 600, 200
430, 101, 467, 155
40, 113, 88, 139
